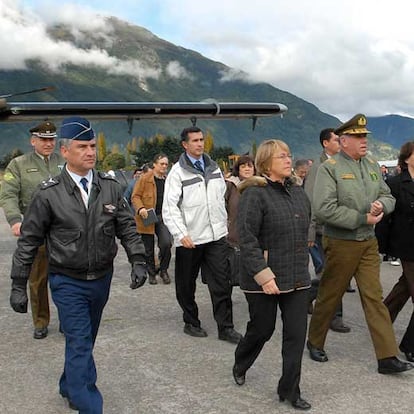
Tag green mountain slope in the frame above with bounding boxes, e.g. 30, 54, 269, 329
0, 17, 398, 161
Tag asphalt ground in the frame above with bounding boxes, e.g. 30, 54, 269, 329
0, 208, 413, 414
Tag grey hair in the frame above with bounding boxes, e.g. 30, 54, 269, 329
59, 138, 73, 148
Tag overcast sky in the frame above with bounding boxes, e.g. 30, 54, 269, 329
2, 0, 414, 121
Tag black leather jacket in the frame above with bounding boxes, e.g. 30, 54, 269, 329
12, 167, 146, 281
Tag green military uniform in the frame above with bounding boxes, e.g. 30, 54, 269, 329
1, 152, 64, 225
308, 114, 399, 361
0, 124, 64, 333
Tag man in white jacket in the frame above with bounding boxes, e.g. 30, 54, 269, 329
163, 126, 242, 344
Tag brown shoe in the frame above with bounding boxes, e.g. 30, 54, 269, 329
148, 274, 157, 285
160, 270, 171, 284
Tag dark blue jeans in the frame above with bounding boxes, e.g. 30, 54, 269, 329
309, 234, 324, 275
49, 272, 112, 414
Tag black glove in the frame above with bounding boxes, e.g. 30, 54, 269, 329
130, 262, 147, 289
10, 278, 28, 313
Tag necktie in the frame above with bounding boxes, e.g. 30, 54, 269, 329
44, 157, 49, 169
194, 160, 204, 173
80, 177, 88, 194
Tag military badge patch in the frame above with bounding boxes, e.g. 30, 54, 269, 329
103, 204, 117, 214
40, 177, 59, 189
369, 172, 379, 181
3, 172, 15, 181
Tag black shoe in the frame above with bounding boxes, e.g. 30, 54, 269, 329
218, 327, 242, 344
330, 317, 351, 333
184, 323, 208, 337
307, 340, 328, 362
403, 352, 414, 363
33, 327, 48, 339
400, 346, 414, 362
279, 396, 311, 411
60, 392, 78, 411
232, 364, 245, 386
378, 356, 414, 374
160, 270, 171, 284
148, 274, 157, 285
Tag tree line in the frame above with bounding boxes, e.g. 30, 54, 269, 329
0, 131, 242, 173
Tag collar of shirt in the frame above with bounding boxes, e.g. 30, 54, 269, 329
66, 166, 93, 193
34, 151, 48, 162
186, 154, 204, 170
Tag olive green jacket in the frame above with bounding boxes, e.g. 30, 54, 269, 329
313, 151, 395, 241
0, 151, 64, 226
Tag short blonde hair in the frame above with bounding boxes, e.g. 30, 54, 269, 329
255, 139, 290, 176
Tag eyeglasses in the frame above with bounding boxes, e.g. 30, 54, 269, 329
273, 154, 292, 160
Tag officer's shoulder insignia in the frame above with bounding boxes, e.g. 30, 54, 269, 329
326, 158, 336, 165
40, 177, 59, 189
3, 172, 15, 181
99, 171, 117, 181
366, 157, 376, 164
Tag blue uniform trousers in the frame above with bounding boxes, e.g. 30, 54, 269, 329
49, 272, 112, 414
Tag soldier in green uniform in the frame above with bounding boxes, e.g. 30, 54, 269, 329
306, 114, 413, 374
0, 121, 64, 339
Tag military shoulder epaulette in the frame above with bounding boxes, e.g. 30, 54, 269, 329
98, 171, 118, 181
366, 157, 376, 164
40, 177, 59, 189
326, 158, 336, 165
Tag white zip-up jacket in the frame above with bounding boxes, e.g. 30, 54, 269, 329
162, 152, 228, 247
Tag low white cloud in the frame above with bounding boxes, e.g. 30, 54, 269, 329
4, 0, 414, 119
219, 68, 253, 84
135, 0, 414, 119
0, 0, 160, 82
165, 61, 193, 80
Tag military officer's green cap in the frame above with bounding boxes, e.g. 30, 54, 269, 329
335, 114, 371, 136
29, 121, 57, 139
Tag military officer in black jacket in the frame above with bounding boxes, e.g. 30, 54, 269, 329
9, 117, 147, 414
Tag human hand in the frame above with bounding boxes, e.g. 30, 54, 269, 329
130, 262, 147, 289
10, 279, 28, 313
11, 222, 22, 237
366, 211, 384, 225
139, 209, 148, 219
180, 235, 195, 249
262, 278, 280, 295
370, 200, 383, 216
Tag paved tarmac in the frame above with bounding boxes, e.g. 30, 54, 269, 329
0, 208, 413, 414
